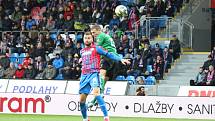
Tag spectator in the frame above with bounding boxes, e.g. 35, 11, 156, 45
46, 15, 55, 30
0, 38, 8, 54
22, 53, 33, 68
190, 67, 206, 86
2, 16, 14, 31
64, 6, 73, 20
136, 86, 146, 96
0, 53, 10, 69
11, 6, 22, 23
199, 65, 215, 86
153, 55, 164, 80
3, 62, 16, 79
80, 0, 90, 10
38, 16, 47, 30
91, 0, 100, 11
62, 15, 74, 31
151, 43, 163, 59
33, 42, 45, 59
119, 16, 129, 31
73, 6, 82, 20
102, 6, 113, 25
119, 34, 130, 56
109, 14, 120, 30
203, 55, 215, 70
163, 47, 172, 73
25, 16, 37, 30
55, 14, 64, 30
23, 64, 37, 79
154, 0, 165, 17
211, 46, 215, 60
34, 56, 46, 74
52, 53, 64, 70
13, 64, 25, 79
139, 43, 152, 71
128, 7, 139, 30
53, 45, 63, 56
54, 35, 65, 49
20, 15, 26, 30
74, 14, 87, 31
169, 35, 181, 61
43, 34, 54, 54
165, 0, 175, 17
82, 6, 92, 23
62, 42, 74, 59
92, 8, 102, 23
136, 76, 145, 85
61, 64, 73, 80
64, 54, 73, 67
127, 54, 143, 77
205, 65, 215, 85
73, 42, 82, 57
0, 64, 5, 78
73, 65, 81, 79
41, 62, 57, 80
22, 0, 33, 15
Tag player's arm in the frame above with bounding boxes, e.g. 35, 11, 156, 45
96, 46, 130, 65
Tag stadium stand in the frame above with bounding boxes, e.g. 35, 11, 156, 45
0, 0, 187, 91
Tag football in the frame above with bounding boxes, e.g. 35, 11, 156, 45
115, 5, 128, 17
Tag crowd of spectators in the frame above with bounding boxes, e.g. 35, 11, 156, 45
0, 0, 185, 31
0, 0, 184, 82
190, 48, 215, 86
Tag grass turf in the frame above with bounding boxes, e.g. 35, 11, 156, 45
0, 114, 214, 121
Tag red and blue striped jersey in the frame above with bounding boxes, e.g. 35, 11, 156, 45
80, 45, 101, 74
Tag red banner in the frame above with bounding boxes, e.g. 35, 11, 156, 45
211, 0, 215, 8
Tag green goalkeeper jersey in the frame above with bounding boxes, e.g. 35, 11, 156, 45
96, 32, 117, 54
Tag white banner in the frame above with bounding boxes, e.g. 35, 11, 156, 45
178, 86, 215, 97
0, 93, 215, 120
6, 80, 67, 94
0, 79, 9, 92
66, 81, 127, 95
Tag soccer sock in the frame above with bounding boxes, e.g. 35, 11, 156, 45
100, 76, 105, 94
80, 102, 87, 119
96, 95, 108, 117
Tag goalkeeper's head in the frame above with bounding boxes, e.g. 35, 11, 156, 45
91, 25, 102, 39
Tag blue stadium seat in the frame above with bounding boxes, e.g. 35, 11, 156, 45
145, 76, 156, 85
20, 53, 26, 57
126, 75, 136, 85
76, 34, 83, 42
9, 53, 19, 63
115, 75, 126, 80
55, 74, 64, 80
19, 53, 27, 64
147, 65, 153, 73
50, 33, 57, 41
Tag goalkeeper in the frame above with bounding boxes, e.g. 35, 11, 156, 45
88, 25, 130, 107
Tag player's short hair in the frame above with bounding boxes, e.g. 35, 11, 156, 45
91, 25, 101, 31
84, 31, 93, 36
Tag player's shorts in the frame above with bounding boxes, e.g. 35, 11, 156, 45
79, 72, 101, 94
100, 58, 116, 78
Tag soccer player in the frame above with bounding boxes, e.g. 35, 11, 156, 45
88, 25, 130, 107
79, 32, 129, 121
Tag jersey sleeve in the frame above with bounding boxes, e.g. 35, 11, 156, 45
96, 46, 122, 62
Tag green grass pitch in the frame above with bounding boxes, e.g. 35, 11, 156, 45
0, 114, 213, 121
